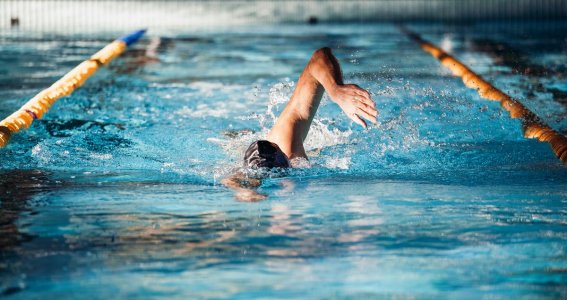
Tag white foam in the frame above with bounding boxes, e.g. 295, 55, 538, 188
289, 157, 311, 168
209, 80, 357, 172
304, 118, 353, 151
324, 156, 351, 169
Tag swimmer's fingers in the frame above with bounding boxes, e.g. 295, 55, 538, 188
350, 87, 377, 120
331, 84, 374, 109
355, 106, 377, 124
355, 90, 375, 109
352, 85, 371, 99
355, 99, 378, 117
349, 113, 367, 129
347, 84, 374, 104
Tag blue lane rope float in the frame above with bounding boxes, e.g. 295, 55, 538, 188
0, 29, 146, 148
401, 26, 567, 164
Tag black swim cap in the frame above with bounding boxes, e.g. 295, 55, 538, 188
244, 140, 290, 169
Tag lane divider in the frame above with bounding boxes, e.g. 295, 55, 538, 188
400, 26, 567, 163
0, 29, 146, 148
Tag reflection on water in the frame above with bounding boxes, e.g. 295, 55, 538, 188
0, 170, 57, 296
1, 172, 567, 297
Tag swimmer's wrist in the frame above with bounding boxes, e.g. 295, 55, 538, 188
328, 83, 341, 103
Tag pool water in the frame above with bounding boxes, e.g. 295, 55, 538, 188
1, 22, 567, 298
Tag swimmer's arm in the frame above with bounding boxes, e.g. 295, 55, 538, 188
309, 47, 378, 128
268, 47, 378, 159
222, 173, 267, 202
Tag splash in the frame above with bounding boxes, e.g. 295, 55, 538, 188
211, 80, 357, 173
260, 79, 295, 129
304, 118, 353, 151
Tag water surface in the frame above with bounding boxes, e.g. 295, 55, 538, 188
1, 22, 566, 298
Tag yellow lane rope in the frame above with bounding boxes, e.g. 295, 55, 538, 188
0, 29, 145, 148
401, 27, 567, 163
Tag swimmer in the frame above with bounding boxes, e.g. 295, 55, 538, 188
223, 47, 378, 201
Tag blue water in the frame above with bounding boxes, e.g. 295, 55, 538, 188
1, 22, 567, 299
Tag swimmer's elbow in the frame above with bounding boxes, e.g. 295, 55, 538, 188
312, 47, 332, 60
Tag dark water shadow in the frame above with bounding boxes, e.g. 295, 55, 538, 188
470, 38, 567, 109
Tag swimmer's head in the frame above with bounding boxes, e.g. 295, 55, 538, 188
244, 140, 290, 169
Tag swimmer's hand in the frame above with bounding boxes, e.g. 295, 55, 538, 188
234, 189, 267, 202
222, 173, 267, 202
329, 84, 377, 129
